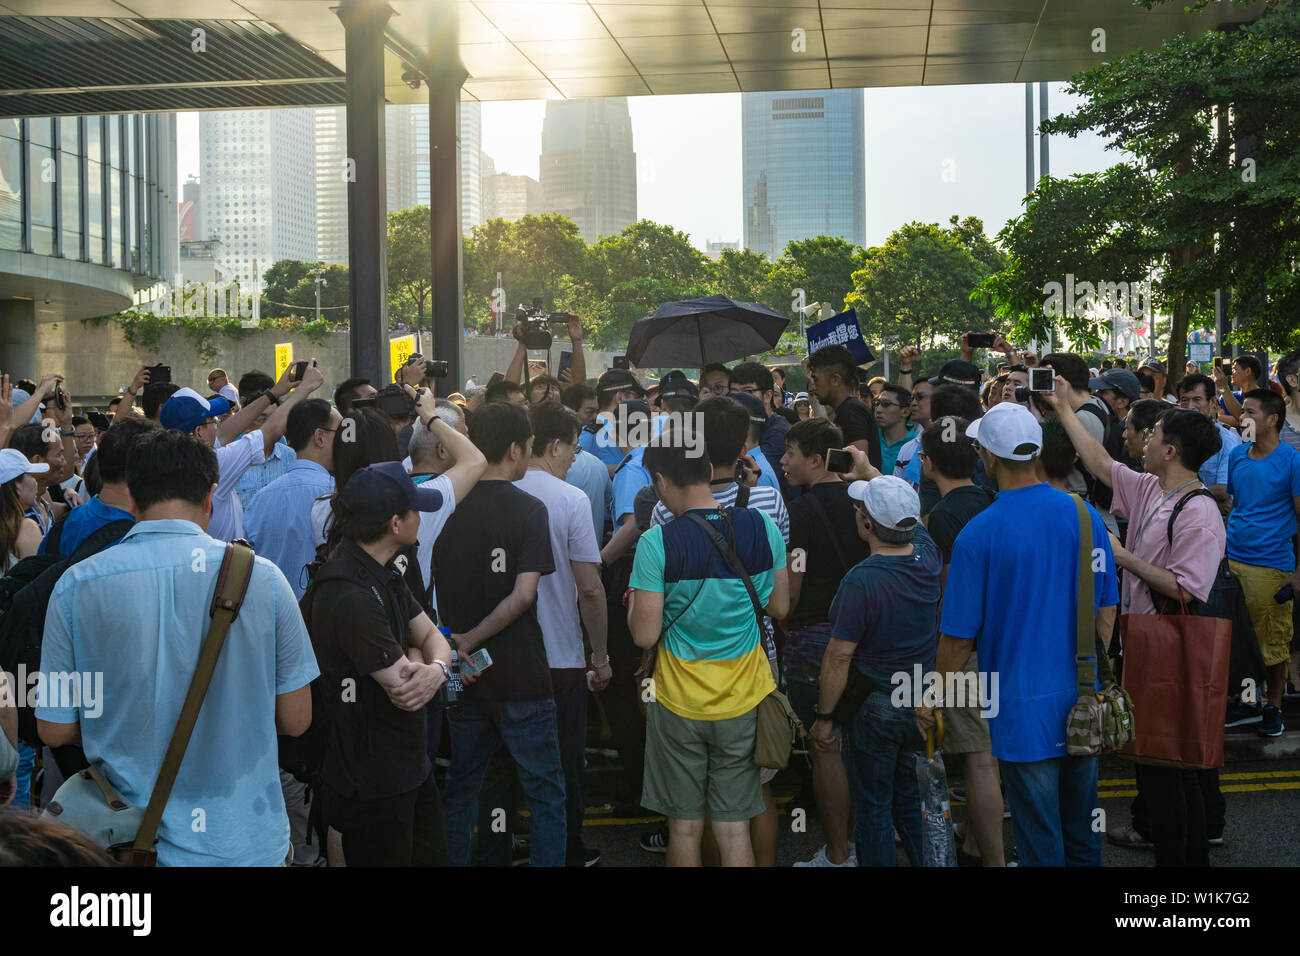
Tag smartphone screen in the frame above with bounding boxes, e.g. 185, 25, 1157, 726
825, 448, 852, 473
147, 364, 172, 385
487, 371, 505, 388
1029, 367, 1055, 392
290, 360, 307, 382
967, 333, 996, 348
558, 350, 573, 379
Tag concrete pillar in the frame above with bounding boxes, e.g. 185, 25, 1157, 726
0, 300, 37, 377
337, 0, 392, 385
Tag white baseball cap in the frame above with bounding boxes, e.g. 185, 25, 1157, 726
965, 401, 1041, 461
218, 384, 240, 405
0, 447, 49, 484
846, 476, 920, 531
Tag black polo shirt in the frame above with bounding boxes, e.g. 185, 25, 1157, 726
308, 536, 429, 801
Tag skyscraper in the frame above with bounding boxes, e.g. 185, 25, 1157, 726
200, 108, 317, 285
484, 173, 543, 223
742, 90, 865, 260
458, 101, 483, 231
539, 97, 636, 243
315, 106, 348, 267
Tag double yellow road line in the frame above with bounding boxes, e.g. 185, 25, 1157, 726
1095, 768, 1300, 800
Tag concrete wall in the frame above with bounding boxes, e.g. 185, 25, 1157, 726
32, 320, 619, 404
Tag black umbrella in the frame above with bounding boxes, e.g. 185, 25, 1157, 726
625, 294, 790, 369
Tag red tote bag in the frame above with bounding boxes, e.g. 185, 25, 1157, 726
1118, 598, 1231, 769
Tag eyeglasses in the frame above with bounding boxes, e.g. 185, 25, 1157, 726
875, 401, 901, 409
732, 385, 761, 395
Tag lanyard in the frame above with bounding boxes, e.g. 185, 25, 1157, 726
1122, 476, 1200, 609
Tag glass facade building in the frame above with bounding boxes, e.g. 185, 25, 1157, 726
742, 90, 866, 260
0, 113, 176, 285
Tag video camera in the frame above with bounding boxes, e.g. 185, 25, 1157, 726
516, 298, 569, 351
352, 383, 415, 419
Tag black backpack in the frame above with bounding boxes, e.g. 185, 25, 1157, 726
0, 514, 135, 746
1076, 400, 1126, 511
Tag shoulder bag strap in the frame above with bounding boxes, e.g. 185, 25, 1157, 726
735, 481, 751, 509
131, 542, 256, 852
684, 511, 765, 627
1166, 487, 1216, 546
802, 490, 851, 575
1070, 494, 1100, 695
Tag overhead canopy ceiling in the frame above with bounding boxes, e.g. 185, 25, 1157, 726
0, 0, 1266, 116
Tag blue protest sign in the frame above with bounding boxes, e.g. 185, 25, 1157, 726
806, 309, 874, 365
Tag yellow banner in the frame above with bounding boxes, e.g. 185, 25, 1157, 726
389, 334, 417, 380
274, 343, 294, 381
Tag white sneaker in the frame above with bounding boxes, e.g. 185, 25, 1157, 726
793, 844, 856, 867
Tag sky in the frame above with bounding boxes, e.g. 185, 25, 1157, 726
174, 81, 1123, 253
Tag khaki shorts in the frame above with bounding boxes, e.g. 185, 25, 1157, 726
940, 651, 992, 755
642, 702, 766, 822
1230, 560, 1294, 667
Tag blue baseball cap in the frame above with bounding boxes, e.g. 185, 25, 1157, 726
339, 461, 444, 524
160, 387, 231, 434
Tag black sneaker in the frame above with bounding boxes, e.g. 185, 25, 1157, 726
511, 836, 530, 867
581, 845, 601, 867
1225, 700, 1263, 728
1258, 704, 1285, 737
640, 823, 668, 854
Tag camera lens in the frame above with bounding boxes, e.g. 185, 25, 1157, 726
1014, 386, 1031, 403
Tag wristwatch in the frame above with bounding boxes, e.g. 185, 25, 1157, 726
898, 366, 913, 375
814, 710, 835, 722
260, 388, 281, 406
59, 427, 75, 436
432, 659, 451, 680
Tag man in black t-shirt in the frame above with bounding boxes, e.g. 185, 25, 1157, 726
918, 417, 1003, 867
432, 403, 566, 867
808, 345, 882, 469
309, 462, 455, 866
779, 418, 869, 868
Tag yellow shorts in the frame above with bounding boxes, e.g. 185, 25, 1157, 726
1229, 560, 1294, 668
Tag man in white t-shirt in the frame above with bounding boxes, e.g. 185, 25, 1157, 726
476, 402, 610, 868
157, 363, 324, 541
405, 395, 488, 614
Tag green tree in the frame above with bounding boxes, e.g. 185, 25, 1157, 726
847, 222, 995, 351
286, 264, 349, 320
706, 247, 780, 308
982, 1, 1300, 386
260, 259, 312, 317
585, 220, 708, 301
388, 206, 432, 330
770, 236, 865, 315
462, 214, 586, 328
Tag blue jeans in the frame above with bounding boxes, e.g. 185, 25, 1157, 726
846, 691, 924, 866
14, 743, 34, 809
1000, 755, 1101, 866
443, 696, 567, 867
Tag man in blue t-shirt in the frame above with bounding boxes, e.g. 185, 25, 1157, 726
928, 402, 1118, 867
815, 475, 941, 867
1225, 389, 1300, 737
40, 418, 159, 558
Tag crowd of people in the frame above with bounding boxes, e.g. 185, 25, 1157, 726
0, 322, 1297, 869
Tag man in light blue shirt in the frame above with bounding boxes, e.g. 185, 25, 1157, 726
566, 447, 612, 542
36, 430, 318, 867
235, 439, 297, 511
245, 399, 340, 599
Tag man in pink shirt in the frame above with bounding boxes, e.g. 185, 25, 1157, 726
1047, 389, 1227, 866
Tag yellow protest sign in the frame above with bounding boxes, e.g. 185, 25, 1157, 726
274, 343, 293, 381
389, 334, 417, 380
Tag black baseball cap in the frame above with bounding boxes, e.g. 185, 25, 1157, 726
929, 359, 983, 388
597, 368, 644, 396
728, 390, 767, 425
658, 370, 699, 400
339, 461, 444, 523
